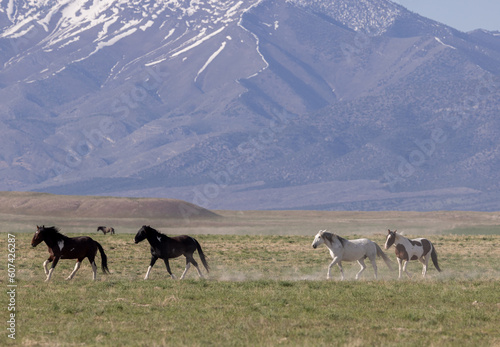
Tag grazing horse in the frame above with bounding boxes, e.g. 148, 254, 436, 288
97, 226, 115, 235
134, 225, 210, 280
384, 229, 441, 279
312, 230, 392, 280
31, 225, 109, 281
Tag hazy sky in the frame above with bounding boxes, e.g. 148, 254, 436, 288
395, 0, 500, 32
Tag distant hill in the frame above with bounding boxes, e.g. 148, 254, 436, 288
1, 0, 499, 211
0, 192, 220, 220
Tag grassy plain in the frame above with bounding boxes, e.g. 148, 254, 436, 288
1, 207, 499, 346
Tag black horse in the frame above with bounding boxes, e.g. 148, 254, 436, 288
31, 225, 109, 281
134, 225, 209, 280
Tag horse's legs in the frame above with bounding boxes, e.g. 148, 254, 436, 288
163, 258, 176, 279
43, 257, 54, 275
419, 256, 429, 277
88, 256, 98, 280
87, 252, 98, 280
180, 262, 191, 280
46, 257, 60, 282
402, 260, 411, 279
192, 261, 204, 278
397, 258, 404, 279
355, 258, 367, 280
66, 261, 81, 280
181, 256, 204, 279
144, 256, 158, 280
91, 262, 97, 280
367, 256, 378, 279
337, 262, 345, 281
327, 257, 340, 280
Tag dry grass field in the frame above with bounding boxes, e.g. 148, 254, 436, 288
1, 192, 499, 346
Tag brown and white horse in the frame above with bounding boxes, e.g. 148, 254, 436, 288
31, 226, 109, 281
384, 229, 441, 279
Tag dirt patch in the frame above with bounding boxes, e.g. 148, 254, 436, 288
0, 191, 220, 220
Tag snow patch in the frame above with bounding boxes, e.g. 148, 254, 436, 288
145, 58, 167, 67
140, 20, 155, 31
97, 28, 138, 50
171, 26, 226, 57
195, 41, 227, 82
434, 37, 456, 50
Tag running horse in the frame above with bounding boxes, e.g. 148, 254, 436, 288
384, 229, 441, 279
31, 225, 109, 281
134, 225, 210, 280
312, 230, 392, 280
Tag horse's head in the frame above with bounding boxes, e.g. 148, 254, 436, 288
384, 229, 397, 250
31, 225, 46, 247
134, 225, 150, 244
312, 230, 328, 249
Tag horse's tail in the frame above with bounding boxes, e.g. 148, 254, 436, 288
96, 241, 110, 274
431, 245, 441, 272
194, 239, 210, 273
375, 243, 393, 270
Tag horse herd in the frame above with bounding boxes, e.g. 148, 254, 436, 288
30, 225, 440, 282
311, 229, 441, 280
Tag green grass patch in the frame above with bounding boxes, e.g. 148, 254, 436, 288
2, 232, 500, 346
443, 225, 500, 236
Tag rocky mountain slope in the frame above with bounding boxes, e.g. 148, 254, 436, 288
1, 0, 499, 211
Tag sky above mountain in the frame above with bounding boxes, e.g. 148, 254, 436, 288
396, 0, 500, 32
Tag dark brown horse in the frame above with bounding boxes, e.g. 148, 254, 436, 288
134, 225, 209, 280
97, 226, 115, 235
31, 226, 109, 281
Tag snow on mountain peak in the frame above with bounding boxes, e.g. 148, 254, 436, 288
1, 0, 257, 57
287, 0, 404, 35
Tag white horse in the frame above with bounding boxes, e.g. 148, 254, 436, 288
312, 230, 392, 280
384, 229, 441, 279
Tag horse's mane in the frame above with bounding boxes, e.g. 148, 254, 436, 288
144, 225, 165, 236
40, 226, 67, 239
322, 231, 347, 247
336, 235, 348, 247
42, 226, 61, 233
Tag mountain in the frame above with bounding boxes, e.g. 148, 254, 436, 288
1, 0, 499, 211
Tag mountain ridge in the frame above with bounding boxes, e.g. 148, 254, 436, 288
1, 0, 499, 211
